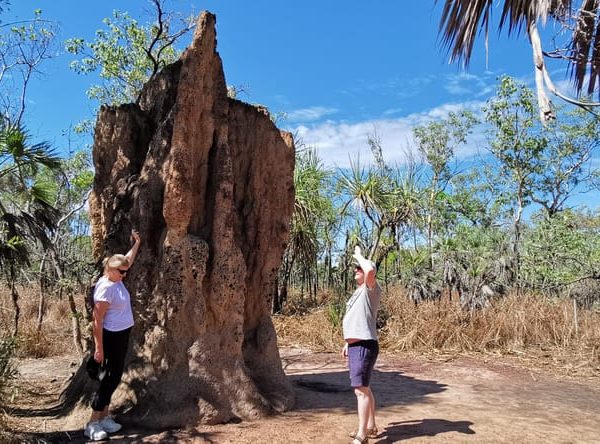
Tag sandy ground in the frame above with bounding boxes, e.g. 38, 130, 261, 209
4, 347, 600, 443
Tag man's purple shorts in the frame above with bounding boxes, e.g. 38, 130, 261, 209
348, 340, 379, 387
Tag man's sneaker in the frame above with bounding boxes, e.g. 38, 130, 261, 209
84, 421, 108, 441
99, 416, 122, 433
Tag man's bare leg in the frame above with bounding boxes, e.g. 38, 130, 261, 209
354, 386, 371, 441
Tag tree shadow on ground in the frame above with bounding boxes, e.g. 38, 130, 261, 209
5, 427, 216, 444
290, 368, 447, 412
8, 353, 457, 442
377, 418, 476, 442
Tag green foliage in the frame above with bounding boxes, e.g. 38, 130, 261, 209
412, 110, 478, 269
283, 145, 336, 290
0, 8, 58, 122
399, 247, 438, 302
0, 122, 61, 270
413, 110, 477, 182
278, 75, 600, 313
522, 210, 600, 289
338, 152, 420, 267
66, 5, 195, 107
484, 76, 547, 212
326, 299, 345, 328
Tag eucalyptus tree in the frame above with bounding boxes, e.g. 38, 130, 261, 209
484, 76, 546, 286
0, 8, 58, 124
437, 0, 600, 121
447, 167, 498, 228
485, 76, 600, 288
32, 149, 93, 354
530, 107, 600, 217
0, 121, 61, 335
522, 209, 600, 295
413, 110, 477, 269
66, 0, 195, 113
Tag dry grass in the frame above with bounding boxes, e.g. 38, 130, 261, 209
274, 285, 600, 376
3, 283, 599, 376
0, 285, 87, 358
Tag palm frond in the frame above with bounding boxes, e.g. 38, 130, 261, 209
438, 1, 600, 98
569, 0, 600, 94
437, 0, 494, 65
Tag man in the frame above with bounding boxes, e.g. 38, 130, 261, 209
342, 246, 382, 444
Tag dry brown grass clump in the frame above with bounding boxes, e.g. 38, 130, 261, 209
380, 285, 599, 358
0, 285, 86, 358
273, 310, 341, 351
274, 285, 600, 375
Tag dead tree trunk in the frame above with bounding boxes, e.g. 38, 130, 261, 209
61, 12, 295, 427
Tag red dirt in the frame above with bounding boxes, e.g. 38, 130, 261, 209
4, 347, 600, 443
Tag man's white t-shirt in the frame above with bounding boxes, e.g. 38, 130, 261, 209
342, 283, 381, 341
93, 276, 134, 332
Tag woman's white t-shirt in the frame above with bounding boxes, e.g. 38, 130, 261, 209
93, 276, 134, 332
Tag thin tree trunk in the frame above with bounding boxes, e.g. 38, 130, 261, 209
67, 289, 84, 356
49, 246, 84, 355
528, 21, 555, 123
36, 253, 48, 332
573, 298, 579, 336
11, 276, 20, 337
427, 179, 438, 270
513, 188, 524, 291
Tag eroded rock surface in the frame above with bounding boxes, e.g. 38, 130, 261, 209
87, 12, 295, 427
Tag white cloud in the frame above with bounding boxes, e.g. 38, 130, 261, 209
290, 100, 486, 168
443, 72, 497, 98
382, 107, 404, 116
286, 106, 339, 123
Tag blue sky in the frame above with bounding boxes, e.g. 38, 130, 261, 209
4, 0, 592, 176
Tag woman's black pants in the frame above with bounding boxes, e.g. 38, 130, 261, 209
91, 327, 131, 411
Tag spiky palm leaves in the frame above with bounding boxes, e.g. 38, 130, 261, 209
437, 0, 600, 119
279, 146, 334, 306
438, 225, 512, 309
338, 156, 418, 266
438, 0, 570, 64
0, 122, 61, 271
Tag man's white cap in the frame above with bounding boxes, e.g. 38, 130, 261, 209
355, 259, 377, 271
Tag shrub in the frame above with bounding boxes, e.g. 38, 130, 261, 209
0, 336, 18, 405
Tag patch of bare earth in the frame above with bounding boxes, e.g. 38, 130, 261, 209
3, 347, 600, 443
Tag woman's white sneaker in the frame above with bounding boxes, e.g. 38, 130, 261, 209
84, 421, 108, 441
99, 416, 122, 433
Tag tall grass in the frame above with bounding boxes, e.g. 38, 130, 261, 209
3, 283, 599, 372
274, 285, 600, 371
0, 335, 18, 436
0, 336, 18, 399
0, 285, 85, 358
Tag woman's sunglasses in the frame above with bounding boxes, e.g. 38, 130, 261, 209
117, 268, 128, 275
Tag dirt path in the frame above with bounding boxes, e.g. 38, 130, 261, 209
5, 347, 600, 443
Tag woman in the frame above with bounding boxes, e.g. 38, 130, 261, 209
84, 230, 140, 441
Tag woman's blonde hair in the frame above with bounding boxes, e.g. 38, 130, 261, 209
103, 254, 129, 272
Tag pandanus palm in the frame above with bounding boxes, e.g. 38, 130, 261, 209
437, 0, 600, 120
0, 121, 61, 334
276, 146, 333, 311
338, 156, 419, 277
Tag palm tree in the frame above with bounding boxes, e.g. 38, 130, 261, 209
437, 0, 600, 121
276, 145, 333, 312
0, 120, 61, 334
